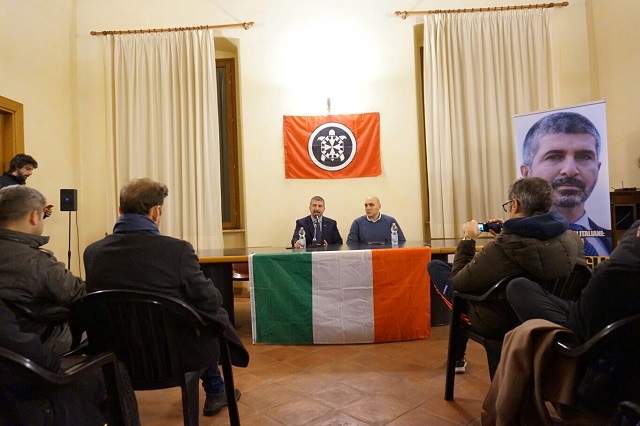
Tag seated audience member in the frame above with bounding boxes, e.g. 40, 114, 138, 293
441, 177, 584, 372
83, 178, 249, 417
0, 297, 140, 425
483, 222, 640, 425
346, 195, 406, 244
291, 196, 343, 248
507, 219, 640, 342
0, 185, 85, 355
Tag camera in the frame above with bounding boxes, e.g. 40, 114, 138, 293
478, 222, 503, 234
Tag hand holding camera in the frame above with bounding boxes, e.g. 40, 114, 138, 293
478, 222, 503, 234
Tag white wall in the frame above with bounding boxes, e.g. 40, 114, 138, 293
0, 0, 81, 272
75, 0, 428, 250
1, 0, 639, 271
588, 0, 640, 189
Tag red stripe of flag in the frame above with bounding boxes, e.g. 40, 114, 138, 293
283, 112, 381, 179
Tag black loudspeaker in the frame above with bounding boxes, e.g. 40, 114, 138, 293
60, 189, 78, 211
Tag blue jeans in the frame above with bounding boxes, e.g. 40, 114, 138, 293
201, 365, 225, 395
427, 259, 468, 360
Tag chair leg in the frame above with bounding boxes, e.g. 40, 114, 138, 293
445, 300, 462, 401
219, 340, 239, 426
181, 370, 201, 426
484, 340, 503, 380
102, 361, 126, 426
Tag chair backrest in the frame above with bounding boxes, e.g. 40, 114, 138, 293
541, 263, 592, 301
232, 262, 250, 281
556, 313, 640, 415
72, 290, 218, 391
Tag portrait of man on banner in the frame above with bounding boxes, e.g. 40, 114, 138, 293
513, 102, 612, 260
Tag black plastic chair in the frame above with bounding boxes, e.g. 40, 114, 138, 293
555, 313, 640, 418
0, 347, 125, 425
444, 263, 592, 401
613, 400, 640, 426
72, 290, 239, 426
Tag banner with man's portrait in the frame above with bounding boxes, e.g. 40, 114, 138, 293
513, 101, 611, 265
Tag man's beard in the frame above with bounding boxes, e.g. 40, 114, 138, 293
551, 176, 593, 208
15, 171, 28, 184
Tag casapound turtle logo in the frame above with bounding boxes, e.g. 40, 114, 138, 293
307, 122, 357, 171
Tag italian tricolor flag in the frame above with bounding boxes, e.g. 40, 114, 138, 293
249, 248, 431, 344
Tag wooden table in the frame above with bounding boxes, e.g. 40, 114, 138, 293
198, 240, 471, 326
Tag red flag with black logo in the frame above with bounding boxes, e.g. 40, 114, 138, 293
283, 112, 381, 179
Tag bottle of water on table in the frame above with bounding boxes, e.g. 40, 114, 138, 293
391, 222, 399, 246
298, 227, 306, 249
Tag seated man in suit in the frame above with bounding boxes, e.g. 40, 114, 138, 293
0, 185, 85, 355
346, 195, 406, 244
83, 178, 248, 417
291, 196, 343, 248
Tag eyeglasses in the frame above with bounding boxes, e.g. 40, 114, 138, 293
502, 200, 513, 213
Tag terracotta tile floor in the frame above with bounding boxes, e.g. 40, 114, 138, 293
135, 297, 490, 425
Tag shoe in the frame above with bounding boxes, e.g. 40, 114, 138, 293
203, 389, 241, 416
455, 358, 467, 374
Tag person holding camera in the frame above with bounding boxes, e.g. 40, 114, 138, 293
428, 177, 585, 373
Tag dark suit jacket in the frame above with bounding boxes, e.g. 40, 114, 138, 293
83, 232, 249, 368
587, 217, 613, 255
291, 215, 343, 246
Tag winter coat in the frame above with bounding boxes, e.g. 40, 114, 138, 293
451, 211, 585, 339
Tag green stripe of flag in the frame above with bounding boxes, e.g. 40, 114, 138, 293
251, 252, 314, 344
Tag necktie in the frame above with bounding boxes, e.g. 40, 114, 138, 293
569, 223, 598, 256
316, 220, 322, 243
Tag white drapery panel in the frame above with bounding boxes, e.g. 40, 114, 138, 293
424, 10, 558, 238
103, 30, 223, 250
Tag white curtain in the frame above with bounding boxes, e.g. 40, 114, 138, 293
424, 9, 558, 238
103, 30, 223, 250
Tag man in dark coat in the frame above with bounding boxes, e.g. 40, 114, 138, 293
83, 178, 248, 417
507, 219, 640, 343
0, 154, 38, 189
291, 195, 343, 247
430, 177, 585, 373
0, 185, 84, 355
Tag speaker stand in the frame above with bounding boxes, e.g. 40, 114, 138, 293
67, 211, 72, 270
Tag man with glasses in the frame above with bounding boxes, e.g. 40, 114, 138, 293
427, 177, 584, 373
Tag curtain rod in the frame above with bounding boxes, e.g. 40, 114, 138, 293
395, 2, 568, 19
90, 21, 254, 36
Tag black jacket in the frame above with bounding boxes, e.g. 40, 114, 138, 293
0, 172, 23, 189
568, 220, 640, 342
84, 231, 249, 368
291, 215, 343, 246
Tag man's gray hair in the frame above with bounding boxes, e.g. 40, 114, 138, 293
0, 185, 46, 226
507, 177, 553, 217
310, 196, 325, 204
522, 111, 601, 167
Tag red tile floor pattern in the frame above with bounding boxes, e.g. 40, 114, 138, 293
135, 297, 490, 425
